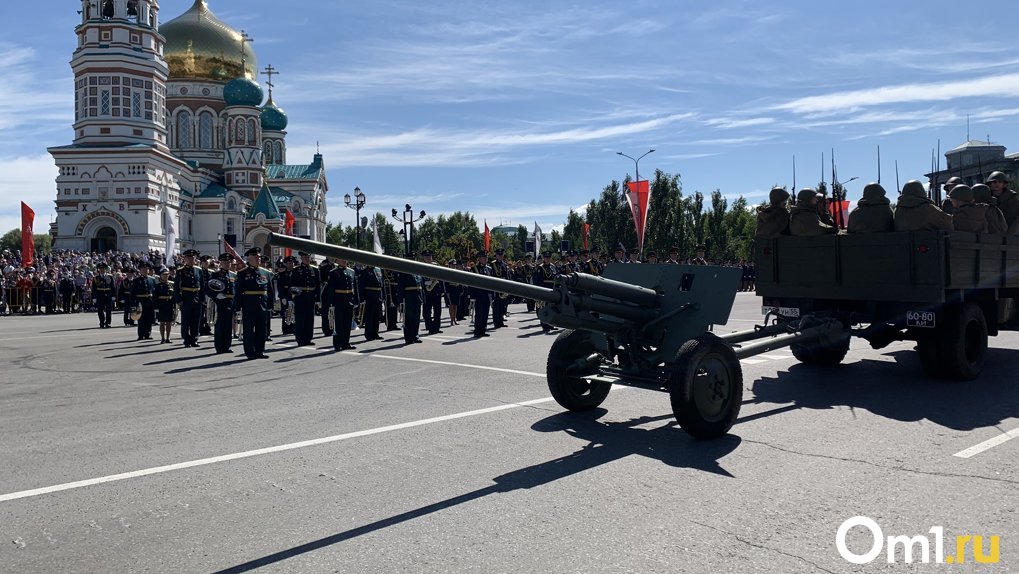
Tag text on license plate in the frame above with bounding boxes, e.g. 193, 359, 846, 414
906, 310, 936, 328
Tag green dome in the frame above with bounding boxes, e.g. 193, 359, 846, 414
224, 77, 264, 107
261, 100, 288, 131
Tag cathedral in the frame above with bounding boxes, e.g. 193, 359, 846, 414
49, 0, 329, 255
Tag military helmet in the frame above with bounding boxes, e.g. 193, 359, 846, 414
945, 176, 963, 186
769, 187, 790, 205
862, 182, 886, 199
971, 183, 993, 203
901, 180, 926, 197
986, 171, 1007, 183
796, 188, 819, 203
949, 184, 974, 202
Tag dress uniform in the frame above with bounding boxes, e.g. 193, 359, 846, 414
325, 261, 359, 350
131, 262, 157, 340
490, 249, 511, 329
210, 253, 237, 354
398, 269, 423, 344
154, 267, 176, 343
234, 247, 273, 359
174, 249, 205, 347
290, 251, 320, 345
198, 256, 213, 336
318, 258, 335, 337
119, 269, 136, 325
383, 269, 400, 331
277, 256, 296, 335
358, 265, 385, 341
92, 262, 114, 328
469, 253, 494, 338
421, 250, 445, 334
533, 252, 558, 333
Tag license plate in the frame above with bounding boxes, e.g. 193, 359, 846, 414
762, 306, 800, 318
906, 310, 936, 328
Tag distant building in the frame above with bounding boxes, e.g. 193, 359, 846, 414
926, 139, 1019, 187
50, 0, 329, 255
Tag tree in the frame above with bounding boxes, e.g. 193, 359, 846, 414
0, 229, 20, 254
562, 210, 585, 251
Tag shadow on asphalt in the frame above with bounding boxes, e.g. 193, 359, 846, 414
211, 410, 740, 573
750, 347, 1019, 431
164, 357, 251, 374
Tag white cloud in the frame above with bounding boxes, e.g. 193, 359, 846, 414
0, 154, 58, 233
0, 45, 71, 132
704, 117, 774, 129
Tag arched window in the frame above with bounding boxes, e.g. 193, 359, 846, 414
263, 141, 272, 165
127, 0, 139, 17
102, 0, 114, 19
247, 119, 258, 145
236, 120, 245, 145
199, 112, 214, 149
227, 198, 236, 211
177, 111, 192, 148
273, 141, 284, 164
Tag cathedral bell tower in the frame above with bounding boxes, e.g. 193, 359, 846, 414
72, 0, 169, 149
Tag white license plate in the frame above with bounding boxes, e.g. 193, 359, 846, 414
906, 310, 936, 328
762, 306, 800, 318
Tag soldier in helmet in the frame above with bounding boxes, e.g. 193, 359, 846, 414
894, 180, 953, 232
941, 176, 963, 214
848, 183, 894, 233
948, 185, 989, 233
986, 171, 1019, 228
971, 183, 1008, 234
755, 187, 791, 238
790, 188, 837, 236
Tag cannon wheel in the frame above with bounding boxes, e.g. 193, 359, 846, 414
669, 333, 742, 439
546, 329, 611, 411
790, 316, 850, 367
917, 302, 987, 381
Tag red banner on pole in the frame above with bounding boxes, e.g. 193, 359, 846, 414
625, 181, 650, 253
483, 220, 491, 252
224, 241, 245, 267
283, 209, 296, 257
583, 223, 590, 250
21, 202, 35, 268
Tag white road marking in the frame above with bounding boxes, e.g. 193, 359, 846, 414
953, 427, 1019, 459
757, 354, 794, 360
0, 396, 558, 503
739, 358, 769, 365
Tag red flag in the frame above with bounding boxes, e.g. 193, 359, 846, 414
483, 220, 491, 252
625, 180, 651, 252
284, 209, 296, 257
583, 223, 590, 250
224, 241, 245, 266
21, 202, 35, 268
832, 200, 851, 230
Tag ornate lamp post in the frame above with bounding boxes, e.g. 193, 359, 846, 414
391, 203, 426, 257
344, 186, 366, 249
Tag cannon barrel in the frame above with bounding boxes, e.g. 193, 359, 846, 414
268, 234, 559, 303
562, 273, 661, 308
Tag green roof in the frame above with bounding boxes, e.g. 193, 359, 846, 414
246, 185, 282, 220
198, 181, 228, 198
268, 186, 294, 203
265, 154, 324, 180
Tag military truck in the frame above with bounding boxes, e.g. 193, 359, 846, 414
754, 230, 1019, 380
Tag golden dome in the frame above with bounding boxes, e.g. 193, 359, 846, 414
160, 0, 257, 82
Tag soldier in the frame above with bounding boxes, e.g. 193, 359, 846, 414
154, 266, 176, 344
665, 247, 681, 264
260, 255, 275, 341
847, 183, 894, 233
92, 261, 114, 328
444, 258, 462, 325
532, 251, 557, 333
756, 187, 791, 238
198, 255, 213, 336
325, 257, 358, 350
972, 183, 1008, 234
691, 245, 709, 266
358, 264, 385, 342
491, 248, 511, 329
941, 176, 963, 215
318, 257, 335, 337
986, 171, 1019, 228
120, 267, 136, 326
628, 248, 641, 263
418, 250, 444, 334
790, 188, 838, 236
469, 252, 494, 338
131, 261, 156, 341
209, 253, 236, 354
277, 255, 296, 335
234, 247, 272, 359
894, 180, 953, 232
383, 268, 400, 332
646, 251, 659, 264
174, 248, 205, 348
59, 272, 75, 313
519, 253, 537, 310
290, 250, 320, 346
397, 264, 423, 344
948, 185, 989, 233
611, 244, 626, 264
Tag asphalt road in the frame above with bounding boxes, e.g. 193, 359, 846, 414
0, 293, 1016, 573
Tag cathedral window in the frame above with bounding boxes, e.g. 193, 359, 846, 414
236, 120, 245, 144
274, 141, 283, 165
101, 0, 114, 19
263, 142, 272, 164
101, 91, 110, 115
226, 218, 235, 235
247, 119, 258, 145
132, 93, 142, 118
199, 112, 214, 149
177, 111, 193, 148
127, 0, 139, 17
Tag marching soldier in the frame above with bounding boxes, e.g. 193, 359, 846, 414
359, 264, 385, 342
154, 266, 176, 344
421, 250, 445, 334
92, 262, 114, 328
235, 247, 273, 359
174, 249, 205, 348
383, 268, 400, 332
198, 255, 213, 336
325, 257, 359, 351
259, 255, 275, 341
691, 245, 709, 266
532, 252, 557, 333
318, 257, 335, 337
209, 253, 237, 354
397, 264, 424, 344
131, 261, 156, 340
277, 255, 296, 335
519, 254, 537, 311
491, 248, 511, 329
120, 268, 136, 326
469, 252, 494, 338
444, 258, 462, 326
290, 251, 320, 346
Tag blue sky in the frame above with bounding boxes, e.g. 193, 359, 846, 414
3, 0, 1019, 235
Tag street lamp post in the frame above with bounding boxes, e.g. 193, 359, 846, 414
616, 148, 656, 191
344, 186, 367, 249
391, 203, 426, 257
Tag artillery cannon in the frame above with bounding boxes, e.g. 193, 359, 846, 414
269, 234, 848, 439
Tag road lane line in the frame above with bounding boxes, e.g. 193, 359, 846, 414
953, 427, 1019, 458
0, 396, 558, 503
739, 358, 768, 365
359, 353, 544, 378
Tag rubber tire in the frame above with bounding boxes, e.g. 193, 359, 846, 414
546, 329, 611, 411
669, 333, 743, 440
790, 318, 850, 367
939, 302, 988, 381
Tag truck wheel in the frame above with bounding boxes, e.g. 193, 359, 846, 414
669, 334, 743, 439
546, 329, 611, 411
914, 332, 945, 378
790, 317, 850, 366
939, 302, 988, 381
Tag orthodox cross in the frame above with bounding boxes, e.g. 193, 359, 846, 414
239, 30, 254, 75
262, 65, 278, 99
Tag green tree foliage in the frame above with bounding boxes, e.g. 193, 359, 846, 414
0, 229, 50, 255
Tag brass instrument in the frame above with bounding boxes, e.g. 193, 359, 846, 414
425, 278, 440, 292
285, 300, 296, 325
130, 305, 142, 321
328, 305, 336, 333
356, 302, 365, 327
